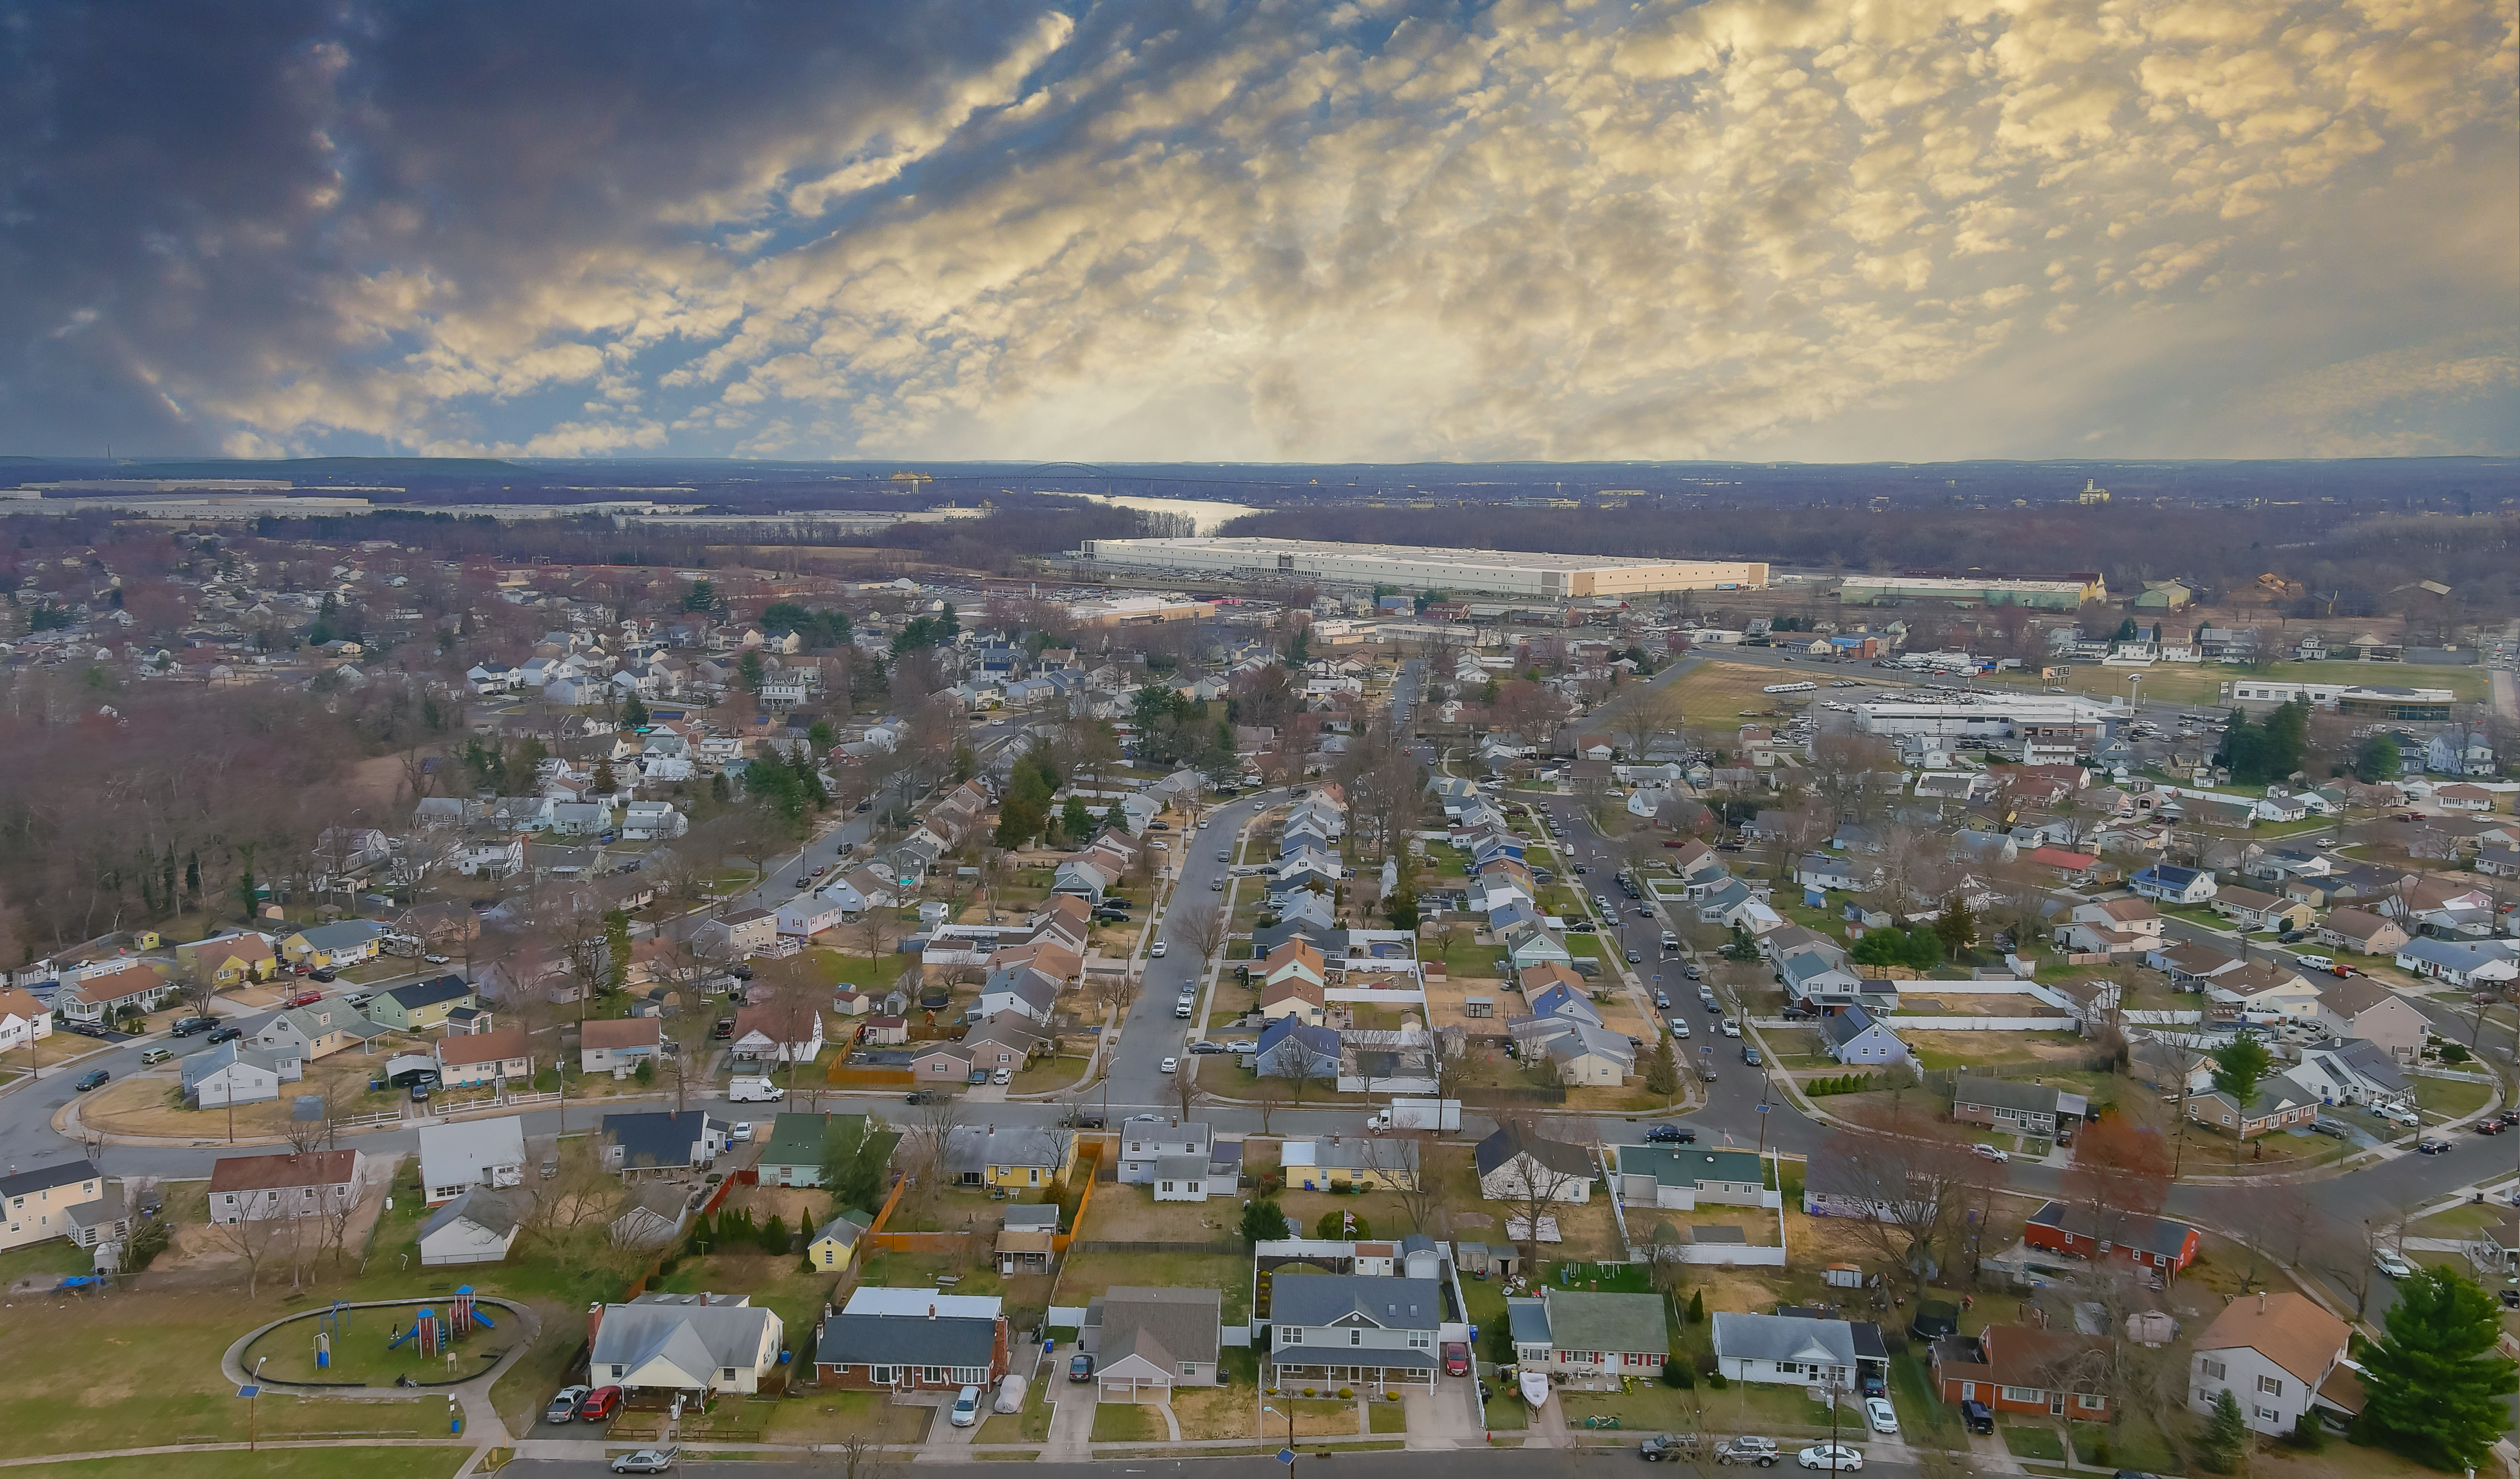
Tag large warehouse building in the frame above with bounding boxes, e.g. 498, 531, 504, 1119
1838, 573, 2105, 609
1075, 537, 1766, 598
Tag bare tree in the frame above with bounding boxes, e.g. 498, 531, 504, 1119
1248, 1070, 1289, 1135
2321, 1214, 2405, 1321
1169, 1055, 1208, 1123
1175, 900, 1228, 963
1488, 1118, 1594, 1268
319, 1158, 375, 1270
204, 1204, 288, 1300
1360, 1130, 1442, 1233
1277, 1028, 1339, 1110
905, 1093, 967, 1215
1810, 1123, 1984, 1300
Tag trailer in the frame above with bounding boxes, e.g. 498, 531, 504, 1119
1760, 681, 1817, 695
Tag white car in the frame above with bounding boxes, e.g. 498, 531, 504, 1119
1721, 1019, 1742, 1039
991, 1067, 1012, 1085
1159, 1057, 1179, 1074
1970, 1144, 2009, 1163
951, 1385, 980, 1427
2374, 1249, 2416, 1280
1863, 1397, 1899, 1435
729, 1122, 753, 1143
1197, 818, 1210, 829
1669, 1019, 1692, 1039
1150, 941, 1168, 958
1798, 1445, 1864, 1471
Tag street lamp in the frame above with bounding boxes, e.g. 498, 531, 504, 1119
1263, 1403, 1298, 1479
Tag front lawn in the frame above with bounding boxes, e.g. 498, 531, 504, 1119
7, 1452, 468, 1479
2001, 1423, 2066, 1461
2416, 1074, 2493, 1122
1090, 1403, 1167, 1442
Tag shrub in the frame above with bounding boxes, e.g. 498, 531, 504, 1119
634, 1057, 655, 1085
1338, 1388, 1354, 1399
1303, 1388, 1317, 1397
1688, 1290, 1704, 1324
1706, 1372, 1729, 1390
1661, 1359, 1691, 1389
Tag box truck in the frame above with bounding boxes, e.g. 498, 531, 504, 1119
1367, 1097, 1462, 1132
729, 1075, 786, 1103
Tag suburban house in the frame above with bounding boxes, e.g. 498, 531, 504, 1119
418, 1188, 525, 1266
1516, 1017, 1637, 1086
0, 985, 51, 1057
2314, 908, 2409, 957
590, 1292, 785, 1397
0, 1162, 117, 1254
1475, 1123, 1597, 1204
2130, 864, 2217, 904
1258, 975, 1328, 1025
2024, 1200, 2200, 1275
1951, 1075, 2085, 1137
806, 1210, 874, 1273
1509, 1289, 1670, 1377
279, 919, 386, 969
2189, 1076, 2325, 1141
434, 1027, 534, 1088
942, 1124, 1072, 1190
2210, 886, 2316, 934
1263, 1274, 1444, 1392
1931, 1323, 2114, 1418
729, 1004, 825, 1065
1116, 1119, 1228, 1193
365, 975, 477, 1032
1082, 1287, 1224, 1402
1281, 1135, 1418, 1192
180, 1040, 293, 1107
2307, 979, 2428, 1062
1709, 1312, 1872, 1391
815, 1287, 1010, 1393
249, 1002, 389, 1061
2393, 938, 2519, 989
757, 1113, 886, 1189
417, 1116, 528, 1205
2052, 897, 2164, 957
692, 907, 779, 961
974, 966, 1059, 1027
57, 962, 175, 1024
601, 1111, 730, 1176
207, 1150, 370, 1224
1818, 1004, 1910, 1065
580, 1017, 664, 1075
2189, 1292, 2360, 1437
996, 1205, 1058, 1275
1613, 1146, 1773, 1210
1254, 1018, 1342, 1081
182, 932, 280, 988
2286, 1040, 2415, 1113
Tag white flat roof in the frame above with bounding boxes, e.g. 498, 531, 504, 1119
842, 1286, 1006, 1320
1085, 536, 1728, 575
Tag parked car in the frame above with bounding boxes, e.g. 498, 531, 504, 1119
207, 1025, 244, 1044
951, 1385, 981, 1427
1625, 950, 1643, 964
1970, 1144, 2010, 1163
546, 1385, 591, 1424
729, 1122, 753, 1142
609, 1448, 678, 1473
2305, 1118, 2348, 1139
1741, 1045, 1762, 1067
992, 1067, 1013, 1084
1442, 1341, 1470, 1377
1069, 1353, 1096, 1382
906, 1089, 938, 1105
2416, 1139, 2454, 1155
171, 1016, 219, 1037
308, 968, 336, 983
579, 1386, 622, 1422
1641, 1435, 1695, 1461
1683, 964, 1703, 980
1190, 1041, 1227, 1055
1643, 1124, 1696, 1144
2374, 1249, 2415, 1279
2475, 1120, 2504, 1136
1159, 1057, 1178, 1074
286, 991, 324, 1008
1151, 941, 1168, 958
1863, 1398, 1898, 1435
423, 953, 449, 965
1713, 1437, 1781, 1466
1798, 1445, 1864, 1471
73, 1069, 109, 1092
1961, 1401, 1993, 1434
1720, 1019, 1742, 1038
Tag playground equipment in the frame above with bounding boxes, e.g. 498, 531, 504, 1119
317, 1302, 347, 1370
383, 1290, 496, 1362
387, 1309, 448, 1357
449, 1285, 496, 1335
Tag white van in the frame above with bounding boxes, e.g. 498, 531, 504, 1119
2294, 952, 2335, 972
728, 1075, 785, 1103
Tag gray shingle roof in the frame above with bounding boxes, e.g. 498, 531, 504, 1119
1710, 1311, 1859, 1366
1545, 1290, 1670, 1356
1269, 1274, 1444, 1331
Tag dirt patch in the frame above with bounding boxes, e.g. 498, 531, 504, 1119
722, 1181, 827, 1228
1171, 1381, 1258, 1439
75, 1048, 414, 1140
1077, 1186, 1243, 1243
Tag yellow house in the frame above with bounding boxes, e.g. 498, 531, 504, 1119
278, 920, 386, 969
183, 934, 279, 989
1280, 1134, 1417, 1192
0, 1162, 114, 1253
806, 1210, 873, 1272
948, 1124, 1074, 1190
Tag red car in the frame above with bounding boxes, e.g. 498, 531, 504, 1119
578, 1386, 622, 1422
1441, 1341, 1471, 1378
286, 990, 324, 1008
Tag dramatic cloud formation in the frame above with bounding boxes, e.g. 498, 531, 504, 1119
1, 0, 2512, 462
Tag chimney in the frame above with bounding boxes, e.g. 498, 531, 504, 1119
587, 1301, 605, 1346
929, 1302, 937, 1319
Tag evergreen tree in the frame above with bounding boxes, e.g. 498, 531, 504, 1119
1644, 1033, 1681, 1098
2355, 1265, 2520, 1470
681, 580, 715, 612
603, 910, 631, 994
1932, 898, 1976, 958
808, 719, 835, 752
185, 852, 200, 899
1060, 796, 1096, 842
1103, 801, 1129, 833
711, 771, 732, 803
2199, 1389, 2248, 1473
1239, 1199, 1290, 1245
1384, 888, 1420, 931
622, 695, 650, 728
2353, 733, 2400, 782
738, 649, 766, 693
951, 744, 977, 783
591, 757, 618, 794
1687, 1289, 1704, 1323
760, 1213, 789, 1255
2211, 1032, 2272, 1108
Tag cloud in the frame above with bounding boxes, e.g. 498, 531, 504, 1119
0, 0, 2510, 462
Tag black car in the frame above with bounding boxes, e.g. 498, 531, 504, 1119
73, 1069, 109, 1091
1962, 1401, 1994, 1435
308, 968, 336, 983
1069, 1353, 1096, 1383
906, 1090, 939, 1105
206, 1025, 244, 1045
171, 1015, 220, 1037
2277, 929, 2306, 943
1643, 1124, 1696, 1144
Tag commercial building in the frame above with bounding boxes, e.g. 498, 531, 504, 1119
1850, 693, 2119, 745
1076, 537, 1766, 598
2225, 680, 2455, 722
1065, 595, 1215, 627
1838, 573, 2104, 609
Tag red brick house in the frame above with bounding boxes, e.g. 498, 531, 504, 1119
814, 1288, 1010, 1393
1930, 1324, 2114, 1418
2024, 1199, 2200, 1276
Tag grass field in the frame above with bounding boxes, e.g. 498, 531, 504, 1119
6, 1451, 467, 1479
2416, 1074, 2494, 1122
1666, 662, 1810, 731
1973, 658, 2488, 709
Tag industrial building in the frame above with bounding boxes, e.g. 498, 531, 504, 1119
2227, 680, 2455, 721
1075, 537, 1765, 598
1063, 595, 1214, 628
1852, 694, 2121, 754
1838, 573, 2105, 609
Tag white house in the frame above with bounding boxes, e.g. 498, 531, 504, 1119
1818, 1005, 1910, 1067
180, 1041, 291, 1108
206, 1149, 370, 1224
589, 1293, 785, 1396
418, 1187, 524, 1265
2393, 938, 2519, 989
774, 892, 846, 939
1475, 1123, 1595, 1204
1710, 1312, 1864, 1390
621, 801, 686, 840
417, 1116, 529, 1205
455, 833, 528, 878
2189, 1293, 2357, 1437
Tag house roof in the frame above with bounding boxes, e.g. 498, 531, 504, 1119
436, 1027, 530, 1068
732, 1002, 824, 1044
208, 1150, 362, 1194
1099, 1286, 1222, 1372
380, 975, 474, 1011
417, 1116, 528, 1183
943, 1123, 1065, 1173
1619, 1145, 1766, 1189
2192, 1293, 2348, 1387
811, 1210, 873, 1250
818, 1307, 998, 1369
1544, 1290, 1670, 1356
421, 1186, 523, 1241
2025, 1199, 2194, 1258
2313, 975, 2402, 1020
1710, 1311, 1859, 1367
1953, 1075, 2061, 1115
594, 1298, 777, 1385
0, 1162, 97, 1200
583, 1018, 662, 1050
1819, 1004, 1897, 1048
1269, 1274, 1444, 1331
603, 1111, 725, 1170
2319, 907, 2397, 942
1475, 1122, 1594, 1180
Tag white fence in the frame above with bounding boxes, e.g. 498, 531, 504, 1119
1883, 1015, 2080, 1031
1047, 1304, 1088, 1328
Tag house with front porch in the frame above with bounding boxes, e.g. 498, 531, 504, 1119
1264, 1274, 1443, 1393
2286, 1041, 2414, 1114
591, 1292, 785, 1397
1710, 1311, 1873, 1391
2393, 938, 2519, 989
57, 962, 174, 1024
1082, 1287, 1223, 1402
1510, 1289, 1670, 1380
1931, 1323, 2114, 1419
816, 1287, 1010, 1394
1951, 1075, 2084, 1137
2211, 887, 2316, 934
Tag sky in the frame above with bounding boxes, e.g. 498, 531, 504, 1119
1, 0, 2513, 466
